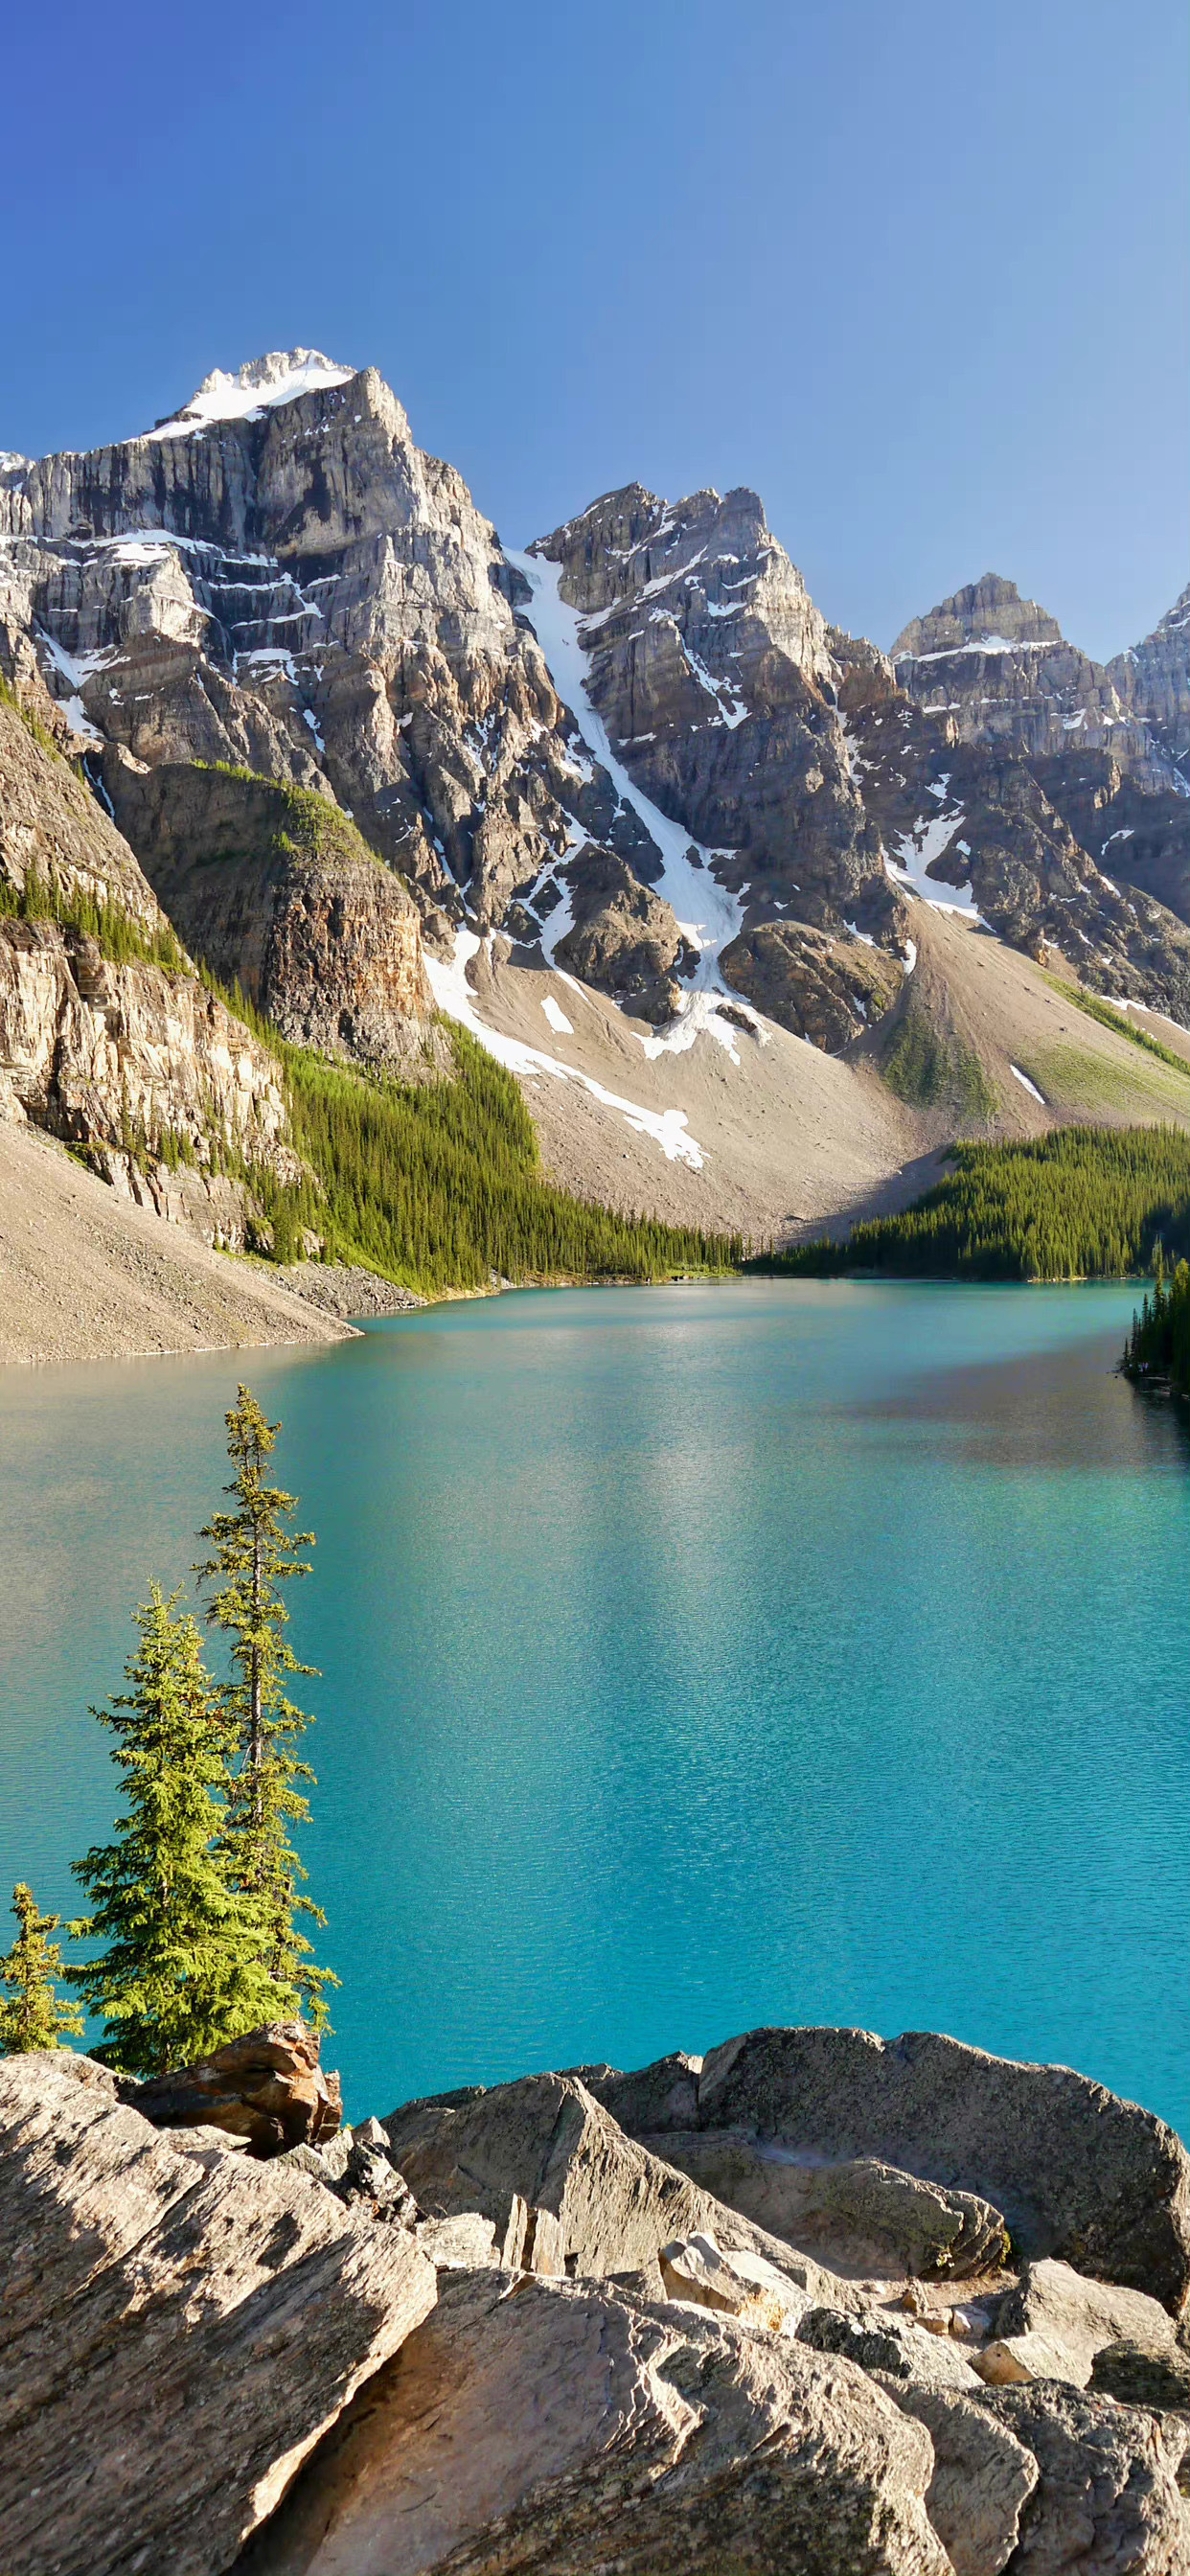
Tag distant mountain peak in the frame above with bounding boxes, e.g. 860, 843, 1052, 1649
1151, 580, 1190, 643
145, 350, 357, 443
893, 575, 1064, 662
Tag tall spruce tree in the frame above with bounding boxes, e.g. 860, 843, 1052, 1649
196, 1387, 335, 2028
0, 1883, 83, 2052
70, 1585, 265, 2075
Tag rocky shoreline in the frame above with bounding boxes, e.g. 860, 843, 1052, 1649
5, 2020, 1190, 2572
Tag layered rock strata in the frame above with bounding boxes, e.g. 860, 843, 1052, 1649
0, 696, 296, 1241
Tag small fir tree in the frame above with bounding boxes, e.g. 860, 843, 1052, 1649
70, 1585, 263, 2075
0, 1883, 84, 2053
196, 1387, 335, 2028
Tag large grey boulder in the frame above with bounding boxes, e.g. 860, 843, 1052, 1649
600, 2028, 1190, 2312
381, 2068, 861, 2306
976, 2382, 1190, 2571
237, 2266, 952, 2574
979, 2257, 1179, 2390
889, 2385, 1040, 2576
0, 2050, 436, 2576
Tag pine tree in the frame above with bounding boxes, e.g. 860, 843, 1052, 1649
70, 1585, 263, 2075
0, 1883, 83, 2053
196, 1388, 336, 2028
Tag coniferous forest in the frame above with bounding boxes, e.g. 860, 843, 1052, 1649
1122, 1254, 1190, 1394
209, 981, 744, 1294
753, 1127, 1190, 1284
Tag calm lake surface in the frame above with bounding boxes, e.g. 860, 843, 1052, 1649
3, 1279, 1188, 2130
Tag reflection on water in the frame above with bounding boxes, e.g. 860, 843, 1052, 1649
2, 1280, 1188, 2132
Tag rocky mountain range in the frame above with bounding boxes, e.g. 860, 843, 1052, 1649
2, 346, 1189, 1278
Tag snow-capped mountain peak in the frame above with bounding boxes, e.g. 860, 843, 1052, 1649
145, 350, 356, 443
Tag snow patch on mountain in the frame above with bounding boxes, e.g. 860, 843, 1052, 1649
144, 351, 355, 443
425, 930, 706, 1168
507, 549, 743, 985
886, 811, 981, 919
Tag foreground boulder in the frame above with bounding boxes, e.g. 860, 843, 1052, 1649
238, 2267, 952, 2574
129, 2016, 343, 2155
382, 2069, 861, 2308
0, 2051, 435, 2576
973, 2256, 1179, 2390
594, 2028, 1190, 2312
886, 2386, 1040, 2576
976, 2382, 1190, 2571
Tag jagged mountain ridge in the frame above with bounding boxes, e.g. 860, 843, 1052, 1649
4, 348, 1190, 1248
527, 501, 1190, 1027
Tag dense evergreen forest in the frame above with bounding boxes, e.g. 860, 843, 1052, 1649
1122, 1254, 1190, 1393
753, 1127, 1190, 1283
209, 982, 744, 1294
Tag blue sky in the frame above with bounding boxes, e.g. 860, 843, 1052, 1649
5, 0, 1186, 659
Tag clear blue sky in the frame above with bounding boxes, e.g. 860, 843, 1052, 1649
5, 0, 1186, 660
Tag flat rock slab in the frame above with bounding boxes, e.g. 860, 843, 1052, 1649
238, 2266, 952, 2574
638, 2126, 1009, 2280
0, 2051, 436, 2576
602, 2027, 1190, 2312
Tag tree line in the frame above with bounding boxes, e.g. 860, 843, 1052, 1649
202, 973, 745, 1293
0, 1389, 334, 2072
1122, 1249, 1190, 1392
750, 1126, 1190, 1284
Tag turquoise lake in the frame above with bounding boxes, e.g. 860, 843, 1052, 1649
2, 1279, 1188, 2131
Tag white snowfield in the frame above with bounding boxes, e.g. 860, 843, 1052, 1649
897, 636, 1057, 664
505, 548, 744, 990
143, 351, 355, 443
1010, 1064, 1046, 1103
886, 806, 981, 920
423, 932, 706, 1170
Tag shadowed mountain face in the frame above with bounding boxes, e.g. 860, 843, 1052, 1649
2, 350, 1189, 1069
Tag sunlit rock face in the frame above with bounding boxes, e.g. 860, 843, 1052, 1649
891, 573, 1167, 782
4, 352, 1190, 1055
1110, 580, 1190, 775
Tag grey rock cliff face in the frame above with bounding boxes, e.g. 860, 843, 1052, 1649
7, 352, 1190, 1073
534, 481, 886, 925
892, 575, 1164, 781
0, 697, 295, 1233
1110, 581, 1190, 775
0, 354, 627, 961
106, 757, 435, 1065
